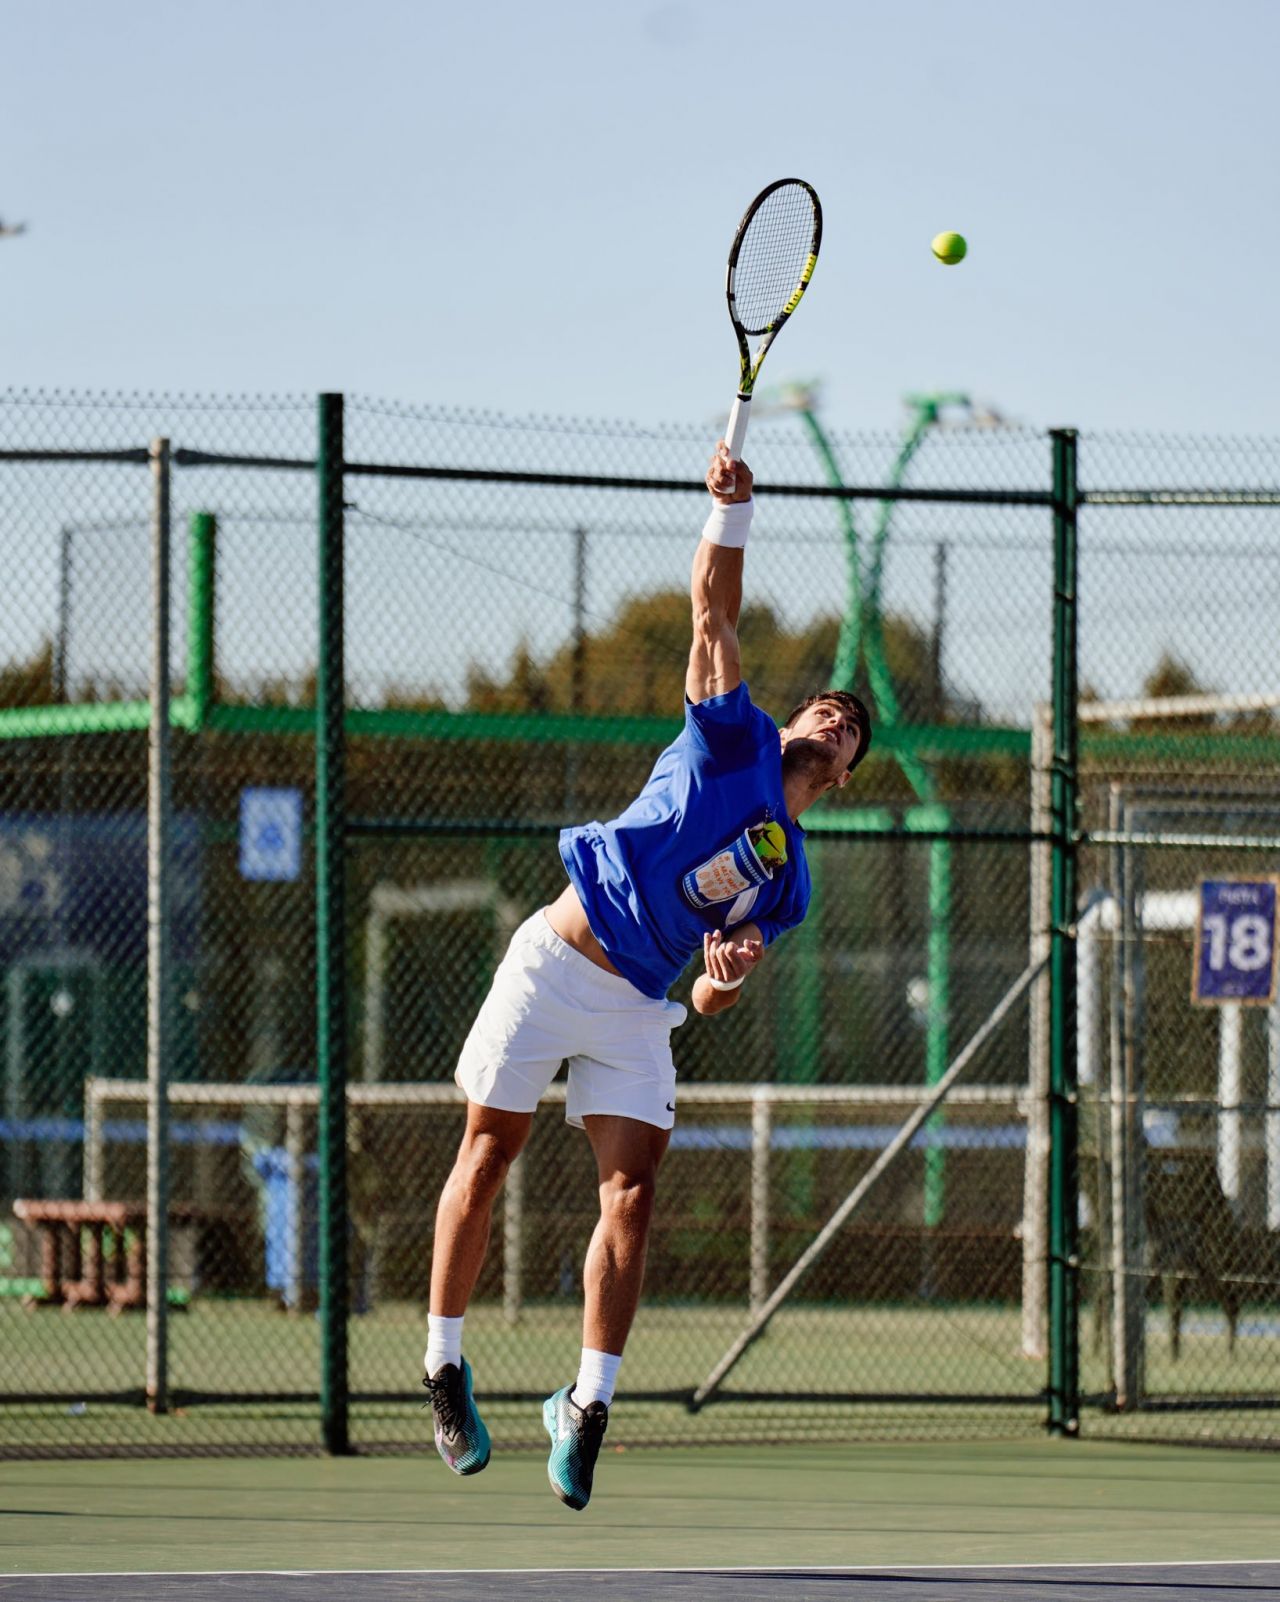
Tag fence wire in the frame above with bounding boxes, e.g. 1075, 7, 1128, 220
1, 392, 1277, 1456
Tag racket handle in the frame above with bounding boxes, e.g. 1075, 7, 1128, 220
724, 394, 751, 462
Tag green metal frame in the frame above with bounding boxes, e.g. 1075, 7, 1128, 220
796, 396, 954, 1228
316, 392, 350, 1454
1048, 428, 1080, 1436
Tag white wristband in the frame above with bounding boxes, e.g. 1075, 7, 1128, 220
701, 498, 753, 549
706, 973, 746, 992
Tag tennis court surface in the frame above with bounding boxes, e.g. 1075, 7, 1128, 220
3, 1441, 1278, 1600
4, 1564, 1280, 1601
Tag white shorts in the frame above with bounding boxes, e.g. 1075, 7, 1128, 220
455, 910, 688, 1131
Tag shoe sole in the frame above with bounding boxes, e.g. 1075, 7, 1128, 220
543, 1396, 588, 1510
436, 1426, 491, 1477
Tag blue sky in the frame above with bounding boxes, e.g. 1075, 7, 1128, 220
4, 0, 1278, 436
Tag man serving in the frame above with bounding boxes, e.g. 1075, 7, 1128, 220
424, 443, 872, 1510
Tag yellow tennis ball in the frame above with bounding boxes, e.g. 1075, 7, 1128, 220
931, 231, 967, 265
752, 820, 788, 867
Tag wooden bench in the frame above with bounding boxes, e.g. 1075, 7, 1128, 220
12, 1199, 215, 1312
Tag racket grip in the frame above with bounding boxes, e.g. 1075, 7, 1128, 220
724, 395, 751, 462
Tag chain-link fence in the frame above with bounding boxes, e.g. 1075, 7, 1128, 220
1071, 434, 1280, 1446
0, 392, 1276, 1457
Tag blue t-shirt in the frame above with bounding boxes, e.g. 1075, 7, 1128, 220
559, 682, 811, 1000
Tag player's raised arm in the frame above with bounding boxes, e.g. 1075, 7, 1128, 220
685, 444, 753, 705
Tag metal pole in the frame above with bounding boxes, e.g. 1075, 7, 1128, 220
286, 1098, 305, 1312
923, 827, 952, 1233
186, 512, 217, 730
316, 393, 350, 1453
1115, 790, 1146, 1407
930, 538, 948, 722
1047, 428, 1080, 1437
1021, 704, 1053, 1358
749, 1091, 772, 1315
146, 438, 173, 1415
503, 1153, 525, 1325
1217, 1004, 1243, 1202
85, 1079, 104, 1204
1107, 788, 1132, 1407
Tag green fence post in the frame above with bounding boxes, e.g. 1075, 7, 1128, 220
904, 808, 952, 1233
1048, 427, 1080, 1437
186, 513, 216, 730
316, 393, 350, 1455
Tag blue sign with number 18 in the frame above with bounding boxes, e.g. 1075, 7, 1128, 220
1193, 877, 1279, 1005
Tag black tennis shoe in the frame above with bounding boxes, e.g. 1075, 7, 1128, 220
424, 1357, 490, 1476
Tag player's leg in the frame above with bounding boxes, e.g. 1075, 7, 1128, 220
425, 907, 578, 1476
543, 1112, 670, 1511
424, 1101, 531, 1476
580, 1112, 671, 1354
431, 1100, 533, 1316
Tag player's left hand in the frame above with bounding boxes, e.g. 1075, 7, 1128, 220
703, 928, 763, 987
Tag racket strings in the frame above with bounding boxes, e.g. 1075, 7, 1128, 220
732, 184, 817, 335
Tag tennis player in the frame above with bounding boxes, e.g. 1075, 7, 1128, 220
424, 442, 871, 1510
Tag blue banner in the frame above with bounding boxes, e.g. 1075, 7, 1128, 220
1193, 877, 1279, 1004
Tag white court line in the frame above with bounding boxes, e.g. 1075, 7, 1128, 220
6, 1559, 1278, 1579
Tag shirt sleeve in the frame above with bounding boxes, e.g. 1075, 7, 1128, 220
684, 681, 776, 770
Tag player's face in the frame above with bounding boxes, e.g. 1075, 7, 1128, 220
786, 700, 860, 774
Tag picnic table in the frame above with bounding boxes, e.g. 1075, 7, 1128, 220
11, 1198, 215, 1311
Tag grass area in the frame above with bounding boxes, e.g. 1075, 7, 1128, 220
4, 1295, 1277, 1456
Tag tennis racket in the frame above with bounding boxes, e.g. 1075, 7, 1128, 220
723, 178, 823, 466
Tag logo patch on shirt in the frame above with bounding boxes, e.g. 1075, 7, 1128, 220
680, 818, 782, 912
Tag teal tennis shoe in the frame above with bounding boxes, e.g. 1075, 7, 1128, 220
543, 1384, 609, 1510
424, 1358, 490, 1476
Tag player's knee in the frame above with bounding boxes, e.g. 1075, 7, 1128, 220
599, 1170, 657, 1234
454, 1132, 515, 1201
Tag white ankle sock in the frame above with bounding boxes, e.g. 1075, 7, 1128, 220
425, 1314, 465, 1377
572, 1347, 621, 1409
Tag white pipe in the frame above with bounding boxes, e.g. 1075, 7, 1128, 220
1076, 899, 1104, 1088
1218, 1004, 1243, 1203
285, 1101, 305, 1311
749, 1091, 771, 1316
503, 1152, 524, 1325
1021, 703, 1052, 1359
1079, 691, 1280, 722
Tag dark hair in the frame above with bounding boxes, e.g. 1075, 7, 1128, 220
783, 690, 873, 773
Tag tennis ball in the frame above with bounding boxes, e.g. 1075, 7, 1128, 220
931, 231, 967, 265
752, 820, 788, 867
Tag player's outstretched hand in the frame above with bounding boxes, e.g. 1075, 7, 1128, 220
707, 441, 753, 506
